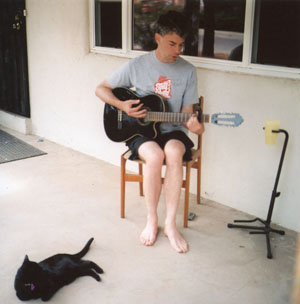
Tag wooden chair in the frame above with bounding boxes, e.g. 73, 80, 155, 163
120, 97, 204, 228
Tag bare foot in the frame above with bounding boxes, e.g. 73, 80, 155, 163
164, 224, 189, 253
140, 217, 158, 246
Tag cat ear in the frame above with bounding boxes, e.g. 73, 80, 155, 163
23, 255, 30, 264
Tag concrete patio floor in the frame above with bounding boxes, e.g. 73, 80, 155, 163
0, 127, 298, 304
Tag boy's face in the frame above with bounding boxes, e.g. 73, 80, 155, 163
155, 32, 185, 63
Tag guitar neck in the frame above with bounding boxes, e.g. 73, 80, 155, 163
147, 112, 210, 123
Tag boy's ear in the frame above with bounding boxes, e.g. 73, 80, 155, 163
154, 33, 161, 45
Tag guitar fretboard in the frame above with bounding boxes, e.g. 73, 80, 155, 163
147, 112, 210, 123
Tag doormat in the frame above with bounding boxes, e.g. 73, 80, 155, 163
0, 130, 46, 164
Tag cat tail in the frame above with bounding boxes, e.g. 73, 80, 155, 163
73, 238, 94, 259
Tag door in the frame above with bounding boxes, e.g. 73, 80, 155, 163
0, 0, 30, 117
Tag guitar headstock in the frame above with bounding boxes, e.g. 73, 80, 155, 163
211, 113, 244, 127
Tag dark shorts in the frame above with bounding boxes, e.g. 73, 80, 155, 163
126, 130, 194, 161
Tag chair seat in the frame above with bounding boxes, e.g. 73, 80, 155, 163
122, 148, 200, 164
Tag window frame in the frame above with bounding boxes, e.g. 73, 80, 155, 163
89, 0, 300, 79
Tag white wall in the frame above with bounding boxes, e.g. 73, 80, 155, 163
197, 70, 300, 232
9, 0, 299, 231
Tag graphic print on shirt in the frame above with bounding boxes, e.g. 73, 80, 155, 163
154, 76, 172, 99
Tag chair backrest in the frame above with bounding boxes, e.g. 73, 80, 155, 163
192, 96, 204, 150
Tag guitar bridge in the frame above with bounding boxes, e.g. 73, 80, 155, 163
117, 110, 122, 130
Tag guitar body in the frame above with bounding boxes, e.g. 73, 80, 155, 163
104, 87, 167, 142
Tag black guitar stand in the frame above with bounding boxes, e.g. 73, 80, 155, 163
228, 129, 289, 259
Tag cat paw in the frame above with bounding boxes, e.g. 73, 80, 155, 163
91, 262, 104, 274
95, 274, 101, 282
95, 266, 104, 274
41, 294, 52, 301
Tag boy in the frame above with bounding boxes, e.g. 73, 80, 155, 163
96, 11, 204, 253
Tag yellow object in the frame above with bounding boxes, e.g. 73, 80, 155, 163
265, 120, 280, 145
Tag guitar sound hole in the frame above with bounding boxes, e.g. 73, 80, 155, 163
137, 117, 150, 126
137, 107, 151, 126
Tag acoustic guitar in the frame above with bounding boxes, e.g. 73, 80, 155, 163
104, 87, 243, 142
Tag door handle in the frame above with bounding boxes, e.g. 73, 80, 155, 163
13, 22, 21, 30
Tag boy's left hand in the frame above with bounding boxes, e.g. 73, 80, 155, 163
186, 114, 205, 135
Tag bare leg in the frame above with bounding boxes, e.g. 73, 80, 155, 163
138, 142, 164, 246
163, 140, 189, 253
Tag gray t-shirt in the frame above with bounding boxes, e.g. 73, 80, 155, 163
108, 51, 198, 134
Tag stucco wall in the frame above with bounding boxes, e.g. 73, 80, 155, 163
13, 0, 300, 231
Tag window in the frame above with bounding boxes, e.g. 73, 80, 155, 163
94, 0, 122, 49
251, 0, 300, 69
133, 0, 246, 61
90, 0, 300, 77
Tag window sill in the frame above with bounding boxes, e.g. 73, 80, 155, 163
188, 57, 300, 80
90, 47, 300, 80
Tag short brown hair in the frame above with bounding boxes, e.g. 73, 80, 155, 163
155, 10, 189, 38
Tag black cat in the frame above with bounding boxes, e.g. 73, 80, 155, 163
14, 238, 103, 301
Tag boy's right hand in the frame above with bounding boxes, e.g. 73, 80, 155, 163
122, 99, 147, 118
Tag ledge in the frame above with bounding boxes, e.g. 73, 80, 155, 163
0, 110, 32, 134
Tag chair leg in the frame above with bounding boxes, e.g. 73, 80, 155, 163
184, 163, 191, 228
120, 155, 126, 218
197, 157, 201, 204
138, 163, 144, 196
